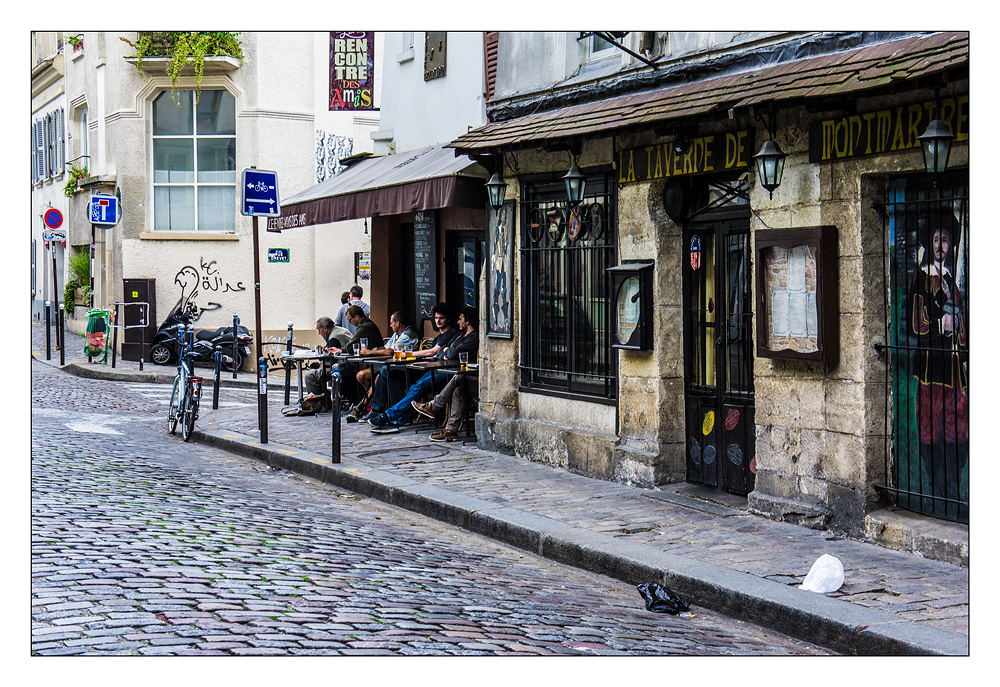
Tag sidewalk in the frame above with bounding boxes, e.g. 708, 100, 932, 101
31, 319, 970, 655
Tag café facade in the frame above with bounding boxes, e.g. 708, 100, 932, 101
449, 31, 969, 535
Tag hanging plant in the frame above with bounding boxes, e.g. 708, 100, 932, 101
63, 166, 89, 197
120, 32, 243, 104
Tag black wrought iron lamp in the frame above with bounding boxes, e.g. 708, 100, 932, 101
917, 113, 955, 178
563, 160, 587, 208
752, 104, 786, 200
486, 172, 507, 210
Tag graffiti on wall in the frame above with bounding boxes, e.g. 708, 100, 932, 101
316, 130, 354, 183
167, 258, 247, 322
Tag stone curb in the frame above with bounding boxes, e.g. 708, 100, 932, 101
193, 427, 969, 657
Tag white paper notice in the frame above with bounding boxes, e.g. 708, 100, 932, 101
771, 290, 790, 337
788, 291, 808, 337
806, 291, 818, 338
789, 246, 808, 292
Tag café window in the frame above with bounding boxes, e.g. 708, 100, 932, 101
151, 89, 236, 232
520, 172, 617, 399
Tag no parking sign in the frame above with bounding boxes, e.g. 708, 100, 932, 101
43, 208, 63, 229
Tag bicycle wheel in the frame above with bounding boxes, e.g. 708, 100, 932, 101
181, 384, 197, 442
167, 375, 181, 434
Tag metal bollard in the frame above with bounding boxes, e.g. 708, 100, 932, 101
232, 313, 240, 379
330, 366, 342, 463
284, 321, 294, 405
111, 304, 119, 369
258, 356, 268, 444
58, 305, 65, 366
45, 301, 51, 361
212, 347, 221, 410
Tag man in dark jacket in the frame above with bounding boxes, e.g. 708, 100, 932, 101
369, 305, 478, 433
324, 305, 382, 404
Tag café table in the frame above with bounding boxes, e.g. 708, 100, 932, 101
279, 351, 334, 403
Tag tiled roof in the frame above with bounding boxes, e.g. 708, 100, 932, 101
448, 32, 968, 153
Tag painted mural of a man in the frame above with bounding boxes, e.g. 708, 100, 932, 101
907, 214, 968, 519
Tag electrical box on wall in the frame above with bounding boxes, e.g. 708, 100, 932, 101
607, 260, 654, 351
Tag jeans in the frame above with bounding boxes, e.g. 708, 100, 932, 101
383, 371, 445, 424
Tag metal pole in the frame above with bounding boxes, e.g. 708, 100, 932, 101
58, 305, 65, 366
212, 348, 221, 410
258, 356, 268, 444
45, 301, 51, 361
51, 243, 62, 352
90, 225, 95, 309
232, 313, 239, 379
284, 321, 293, 405
251, 213, 264, 373
139, 303, 146, 372
330, 368, 341, 463
111, 303, 119, 368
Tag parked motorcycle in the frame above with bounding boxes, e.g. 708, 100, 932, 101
149, 305, 253, 372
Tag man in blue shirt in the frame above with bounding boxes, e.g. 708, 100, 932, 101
370, 305, 478, 434
334, 285, 370, 335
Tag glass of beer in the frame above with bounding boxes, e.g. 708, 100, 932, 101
459, 352, 468, 371
393, 344, 402, 361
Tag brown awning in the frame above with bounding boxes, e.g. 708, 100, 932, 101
447, 32, 968, 154
268, 143, 487, 230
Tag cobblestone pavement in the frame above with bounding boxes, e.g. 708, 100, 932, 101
31, 320, 969, 641
31, 360, 833, 655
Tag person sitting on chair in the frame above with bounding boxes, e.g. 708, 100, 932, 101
303, 316, 347, 402
369, 305, 478, 434
411, 367, 478, 442
325, 304, 382, 405
347, 311, 419, 422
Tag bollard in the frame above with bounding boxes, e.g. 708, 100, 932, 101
45, 301, 51, 361
212, 347, 221, 410
330, 365, 342, 463
284, 321, 294, 405
111, 304, 119, 369
232, 314, 240, 379
258, 356, 268, 444
58, 305, 65, 366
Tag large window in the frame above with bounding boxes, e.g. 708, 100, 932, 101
520, 172, 617, 399
152, 89, 236, 232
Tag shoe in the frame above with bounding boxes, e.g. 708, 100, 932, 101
370, 424, 400, 435
429, 429, 458, 442
360, 410, 378, 423
411, 401, 441, 420
368, 413, 390, 428
345, 406, 361, 423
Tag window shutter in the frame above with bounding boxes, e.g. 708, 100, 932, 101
46, 113, 54, 178
483, 32, 499, 107
35, 120, 44, 180
31, 122, 37, 183
57, 108, 65, 173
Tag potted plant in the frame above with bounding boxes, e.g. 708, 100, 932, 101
63, 166, 88, 197
66, 34, 83, 51
120, 31, 243, 103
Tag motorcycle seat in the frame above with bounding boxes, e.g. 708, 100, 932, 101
196, 328, 228, 341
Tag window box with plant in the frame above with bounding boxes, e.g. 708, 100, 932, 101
121, 32, 244, 103
63, 166, 88, 196
66, 34, 83, 52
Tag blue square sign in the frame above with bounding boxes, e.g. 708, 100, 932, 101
241, 168, 280, 217
89, 194, 119, 226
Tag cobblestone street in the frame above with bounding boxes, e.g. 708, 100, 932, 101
31, 359, 832, 656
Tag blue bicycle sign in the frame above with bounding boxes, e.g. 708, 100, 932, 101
241, 168, 280, 217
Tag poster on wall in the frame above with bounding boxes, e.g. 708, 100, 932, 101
329, 32, 375, 111
487, 202, 514, 339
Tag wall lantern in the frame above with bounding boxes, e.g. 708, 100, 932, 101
486, 173, 507, 210
917, 114, 955, 177
563, 161, 587, 208
753, 139, 786, 200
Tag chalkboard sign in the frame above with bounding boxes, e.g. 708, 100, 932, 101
413, 210, 438, 323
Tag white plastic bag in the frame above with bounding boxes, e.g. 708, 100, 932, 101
799, 554, 845, 593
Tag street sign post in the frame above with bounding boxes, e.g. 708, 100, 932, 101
241, 168, 281, 217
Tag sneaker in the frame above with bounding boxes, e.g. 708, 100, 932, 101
360, 409, 379, 423
367, 413, 389, 428
411, 401, 441, 421
370, 424, 401, 435
429, 429, 458, 442
345, 407, 361, 423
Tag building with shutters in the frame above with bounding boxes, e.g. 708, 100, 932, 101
449, 31, 969, 540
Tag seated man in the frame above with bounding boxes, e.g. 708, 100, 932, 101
347, 311, 419, 421
324, 304, 382, 404
362, 301, 458, 422
411, 369, 478, 442
369, 305, 478, 434
303, 316, 347, 401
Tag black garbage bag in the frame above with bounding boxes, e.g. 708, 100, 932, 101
637, 583, 689, 614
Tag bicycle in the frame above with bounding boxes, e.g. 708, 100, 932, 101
167, 324, 203, 442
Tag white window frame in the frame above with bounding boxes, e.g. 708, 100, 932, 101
150, 89, 237, 232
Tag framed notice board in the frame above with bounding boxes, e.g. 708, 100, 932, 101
755, 226, 839, 363
413, 210, 438, 323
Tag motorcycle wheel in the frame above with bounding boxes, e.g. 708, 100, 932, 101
167, 377, 180, 435
181, 388, 197, 442
151, 343, 175, 366
223, 350, 244, 373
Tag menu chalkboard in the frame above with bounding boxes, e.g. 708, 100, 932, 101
413, 210, 437, 323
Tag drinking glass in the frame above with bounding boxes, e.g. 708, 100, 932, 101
360, 338, 368, 351
352, 344, 360, 356
459, 352, 469, 371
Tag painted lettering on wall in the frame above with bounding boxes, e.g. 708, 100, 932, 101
329, 31, 375, 111
266, 213, 309, 231
617, 129, 753, 184
809, 95, 969, 163
167, 258, 246, 322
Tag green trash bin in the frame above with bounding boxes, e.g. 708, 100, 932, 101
85, 309, 109, 362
